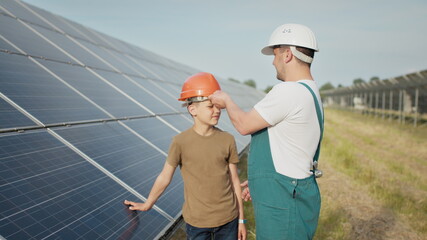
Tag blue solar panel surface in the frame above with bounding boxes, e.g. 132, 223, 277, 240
0, 97, 35, 129
54, 122, 184, 218
0, 53, 110, 124
0, 131, 171, 240
0, 0, 263, 239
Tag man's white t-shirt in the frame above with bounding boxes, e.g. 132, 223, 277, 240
254, 80, 323, 179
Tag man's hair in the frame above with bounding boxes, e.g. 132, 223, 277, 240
296, 46, 314, 58
276, 45, 315, 66
296, 46, 315, 67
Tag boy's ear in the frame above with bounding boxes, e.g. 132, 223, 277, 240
187, 104, 197, 116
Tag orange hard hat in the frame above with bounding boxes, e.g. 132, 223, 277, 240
178, 72, 221, 101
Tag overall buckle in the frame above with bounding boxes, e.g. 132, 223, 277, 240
313, 161, 323, 178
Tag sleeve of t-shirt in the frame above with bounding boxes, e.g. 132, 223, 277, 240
166, 137, 181, 168
228, 137, 239, 164
254, 83, 296, 126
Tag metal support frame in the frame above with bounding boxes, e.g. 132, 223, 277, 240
375, 92, 379, 118
382, 91, 386, 119
399, 90, 403, 124
389, 90, 393, 121
403, 90, 406, 124
414, 88, 419, 127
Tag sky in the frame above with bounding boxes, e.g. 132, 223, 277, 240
22, 0, 427, 91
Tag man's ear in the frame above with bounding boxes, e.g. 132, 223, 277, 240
284, 48, 293, 63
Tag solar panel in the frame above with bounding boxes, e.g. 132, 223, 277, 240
0, 97, 35, 130
0, 0, 264, 239
33, 60, 151, 118
123, 118, 182, 153
0, 14, 79, 65
159, 115, 194, 133
0, 131, 172, 240
91, 70, 176, 115
0, 53, 110, 124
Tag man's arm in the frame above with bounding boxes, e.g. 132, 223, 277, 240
209, 91, 270, 135
124, 161, 176, 211
240, 180, 252, 202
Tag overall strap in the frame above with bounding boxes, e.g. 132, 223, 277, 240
298, 82, 324, 163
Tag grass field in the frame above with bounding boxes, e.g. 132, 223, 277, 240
239, 108, 427, 240
314, 109, 426, 240
172, 108, 427, 239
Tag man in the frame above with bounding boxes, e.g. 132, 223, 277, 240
209, 24, 323, 239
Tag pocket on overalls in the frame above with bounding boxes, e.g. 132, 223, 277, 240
295, 179, 321, 238
250, 176, 295, 208
255, 201, 290, 240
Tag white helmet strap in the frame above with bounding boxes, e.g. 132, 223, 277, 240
290, 46, 313, 64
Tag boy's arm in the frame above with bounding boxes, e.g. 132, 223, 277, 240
229, 163, 247, 240
124, 161, 176, 211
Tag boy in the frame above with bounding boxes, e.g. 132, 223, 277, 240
124, 72, 247, 240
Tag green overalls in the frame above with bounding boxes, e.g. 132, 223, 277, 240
248, 82, 322, 240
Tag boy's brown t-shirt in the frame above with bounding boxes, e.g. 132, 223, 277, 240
167, 127, 239, 228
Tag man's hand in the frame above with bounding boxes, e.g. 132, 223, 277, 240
240, 180, 252, 201
208, 90, 230, 109
124, 200, 152, 211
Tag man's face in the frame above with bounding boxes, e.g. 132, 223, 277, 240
189, 100, 221, 126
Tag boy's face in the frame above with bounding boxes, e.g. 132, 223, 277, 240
188, 100, 221, 126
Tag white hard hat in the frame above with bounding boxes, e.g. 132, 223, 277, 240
261, 23, 319, 57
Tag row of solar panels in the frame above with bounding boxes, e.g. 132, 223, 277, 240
321, 69, 427, 95
320, 69, 427, 114
0, 0, 264, 239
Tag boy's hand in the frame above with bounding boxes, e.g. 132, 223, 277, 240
238, 222, 247, 240
124, 200, 152, 211
240, 180, 252, 201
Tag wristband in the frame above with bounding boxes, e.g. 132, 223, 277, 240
238, 219, 247, 224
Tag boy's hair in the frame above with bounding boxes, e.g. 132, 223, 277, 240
184, 98, 212, 118
185, 99, 201, 118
